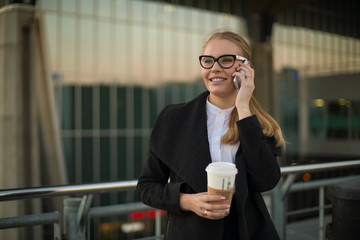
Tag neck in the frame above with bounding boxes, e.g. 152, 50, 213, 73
208, 92, 236, 109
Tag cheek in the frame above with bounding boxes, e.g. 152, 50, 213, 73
201, 69, 209, 80
227, 67, 236, 78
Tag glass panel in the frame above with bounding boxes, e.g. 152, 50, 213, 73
98, 21, 111, 81
79, 18, 94, 83
61, 16, 76, 80
309, 99, 325, 139
117, 137, 127, 180
134, 86, 142, 129
43, 14, 58, 71
278, 69, 299, 156
61, 0, 76, 13
149, 88, 159, 127
326, 100, 350, 139
39, 0, 57, 11
117, 87, 126, 129
82, 137, 93, 183
80, 0, 93, 15
134, 136, 143, 178
115, 0, 128, 20
63, 137, 75, 184
353, 101, 360, 140
100, 137, 110, 181
100, 86, 110, 129
114, 23, 128, 84
98, 0, 111, 17
62, 86, 75, 130
81, 86, 93, 130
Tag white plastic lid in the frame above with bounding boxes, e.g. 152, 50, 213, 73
205, 162, 238, 176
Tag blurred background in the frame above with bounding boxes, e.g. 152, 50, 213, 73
1, 0, 360, 239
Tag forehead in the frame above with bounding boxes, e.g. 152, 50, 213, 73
203, 39, 242, 56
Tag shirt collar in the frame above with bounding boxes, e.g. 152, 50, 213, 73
206, 97, 235, 117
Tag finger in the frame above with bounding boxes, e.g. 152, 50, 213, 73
203, 209, 208, 216
202, 201, 230, 216
204, 194, 226, 201
208, 203, 230, 211
237, 62, 254, 74
204, 209, 230, 220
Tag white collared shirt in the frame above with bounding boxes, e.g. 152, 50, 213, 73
206, 98, 240, 163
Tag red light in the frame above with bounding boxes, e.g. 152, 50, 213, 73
129, 212, 146, 220
129, 210, 166, 221
149, 210, 156, 218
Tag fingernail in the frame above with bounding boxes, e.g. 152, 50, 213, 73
226, 205, 230, 208
220, 196, 226, 200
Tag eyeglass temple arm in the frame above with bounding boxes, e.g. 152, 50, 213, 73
236, 55, 247, 62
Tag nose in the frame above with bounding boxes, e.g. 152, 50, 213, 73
211, 61, 222, 72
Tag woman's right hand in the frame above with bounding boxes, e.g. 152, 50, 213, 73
179, 192, 230, 220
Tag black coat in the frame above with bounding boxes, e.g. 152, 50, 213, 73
137, 91, 281, 240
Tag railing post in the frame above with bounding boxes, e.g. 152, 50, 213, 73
54, 220, 61, 240
155, 209, 161, 239
64, 198, 86, 240
319, 187, 325, 240
271, 187, 286, 239
271, 174, 296, 240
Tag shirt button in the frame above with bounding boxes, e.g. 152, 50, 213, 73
216, 123, 221, 127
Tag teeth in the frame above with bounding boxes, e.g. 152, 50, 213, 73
211, 78, 226, 82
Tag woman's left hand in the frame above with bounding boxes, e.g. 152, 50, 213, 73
232, 62, 255, 120
179, 193, 230, 220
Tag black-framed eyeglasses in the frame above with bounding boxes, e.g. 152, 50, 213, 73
199, 55, 247, 69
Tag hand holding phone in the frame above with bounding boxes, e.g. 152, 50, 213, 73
233, 60, 248, 89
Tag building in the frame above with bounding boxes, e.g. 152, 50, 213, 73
1, 0, 360, 239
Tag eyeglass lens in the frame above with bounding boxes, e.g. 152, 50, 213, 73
200, 55, 236, 69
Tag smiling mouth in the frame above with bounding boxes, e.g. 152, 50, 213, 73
210, 78, 227, 82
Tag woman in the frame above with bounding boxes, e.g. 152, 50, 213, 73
136, 31, 285, 240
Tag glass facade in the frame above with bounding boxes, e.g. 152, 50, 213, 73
272, 22, 360, 162
38, 0, 360, 184
39, 0, 245, 186
31, 0, 360, 238
37, 1, 248, 237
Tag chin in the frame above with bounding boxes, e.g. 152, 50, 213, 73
209, 89, 233, 99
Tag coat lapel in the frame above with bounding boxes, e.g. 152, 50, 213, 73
176, 93, 212, 192
149, 92, 212, 193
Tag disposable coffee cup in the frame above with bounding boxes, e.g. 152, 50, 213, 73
206, 162, 238, 205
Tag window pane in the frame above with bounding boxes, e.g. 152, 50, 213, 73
309, 99, 325, 139
326, 100, 350, 139
63, 137, 75, 184
100, 86, 110, 129
82, 137, 93, 183
134, 87, 142, 129
117, 87, 126, 129
353, 101, 360, 139
100, 137, 110, 181
117, 137, 127, 180
81, 87, 93, 130
62, 86, 75, 130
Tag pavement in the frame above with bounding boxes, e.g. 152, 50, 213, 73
287, 215, 332, 240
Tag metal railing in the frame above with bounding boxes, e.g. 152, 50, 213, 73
270, 160, 360, 239
0, 160, 360, 240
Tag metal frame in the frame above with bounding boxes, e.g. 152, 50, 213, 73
0, 212, 61, 240
0, 160, 360, 239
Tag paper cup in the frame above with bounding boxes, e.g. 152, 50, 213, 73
206, 162, 238, 205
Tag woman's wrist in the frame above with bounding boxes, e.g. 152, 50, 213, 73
179, 193, 192, 211
236, 106, 251, 120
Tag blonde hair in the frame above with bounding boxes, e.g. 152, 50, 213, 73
203, 31, 285, 148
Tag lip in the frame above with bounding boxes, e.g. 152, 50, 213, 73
210, 77, 227, 82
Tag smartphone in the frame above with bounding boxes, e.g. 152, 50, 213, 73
233, 60, 248, 89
